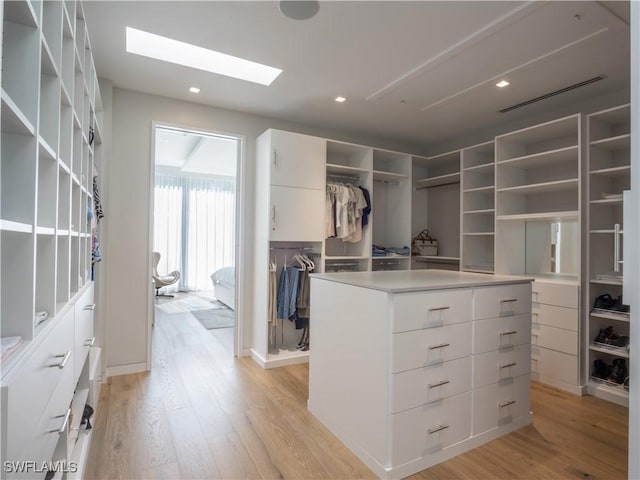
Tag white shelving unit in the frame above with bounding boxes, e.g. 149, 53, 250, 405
412, 150, 461, 270
1, 0, 104, 474
461, 141, 495, 274
586, 104, 631, 406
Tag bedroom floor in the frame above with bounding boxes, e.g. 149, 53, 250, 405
154, 290, 234, 351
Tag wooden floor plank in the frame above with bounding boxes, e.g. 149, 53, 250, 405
85, 294, 629, 479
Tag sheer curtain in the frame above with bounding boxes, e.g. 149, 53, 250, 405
154, 173, 235, 292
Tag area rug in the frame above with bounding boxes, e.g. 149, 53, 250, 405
156, 293, 216, 314
192, 301, 235, 329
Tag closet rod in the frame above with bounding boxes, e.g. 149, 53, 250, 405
269, 246, 321, 254
415, 180, 459, 190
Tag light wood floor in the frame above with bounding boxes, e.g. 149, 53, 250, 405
85, 307, 628, 479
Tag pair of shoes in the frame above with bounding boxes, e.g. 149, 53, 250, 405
608, 359, 628, 384
624, 376, 630, 391
594, 326, 629, 348
592, 359, 610, 379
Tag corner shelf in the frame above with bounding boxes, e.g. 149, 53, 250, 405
415, 172, 460, 189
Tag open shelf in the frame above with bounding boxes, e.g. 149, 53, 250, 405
496, 211, 579, 222
589, 344, 629, 358
590, 134, 630, 152
372, 170, 408, 182
464, 209, 495, 215
0, 220, 33, 233
463, 185, 494, 193
415, 172, 460, 189
497, 145, 578, 169
496, 178, 578, 195
1, 89, 36, 136
413, 255, 460, 263
463, 232, 494, 236
590, 198, 623, 206
591, 311, 630, 323
590, 166, 631, 178
326, 163, 369, 176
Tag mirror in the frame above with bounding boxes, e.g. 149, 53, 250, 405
525, 221, 579, 276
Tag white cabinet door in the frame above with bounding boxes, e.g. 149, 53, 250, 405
270, 130, 326, 189
74, 284, 95, 384
270, 186, 325, 242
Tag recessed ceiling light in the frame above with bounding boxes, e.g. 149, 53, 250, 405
125, 27, 282, 86
189, 87, 200, 94
279, 1, 320, 20
335, 96, 346, 103
496, 80, 510, 88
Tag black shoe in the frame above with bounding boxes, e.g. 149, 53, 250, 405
608, 359, 627, 384
592, 359, 610, 379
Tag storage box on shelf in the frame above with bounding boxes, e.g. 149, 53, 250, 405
461, 141, 495, 274
586, 104, 631, 406
1, 0, 103, 475
412, 151, 461, 270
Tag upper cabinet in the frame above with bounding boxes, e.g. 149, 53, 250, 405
268, 129, 326, 189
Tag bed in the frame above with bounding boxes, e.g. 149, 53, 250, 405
210, 267, 235, 310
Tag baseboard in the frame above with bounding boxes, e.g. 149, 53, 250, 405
532, 373, 585, 396
241, 348, 252, 357
249, 349, 267, 368
105, 362, 148, 377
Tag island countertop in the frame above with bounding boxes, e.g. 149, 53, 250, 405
310, 269, 533, 293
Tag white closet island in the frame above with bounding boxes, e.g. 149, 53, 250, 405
308, 269, 533, 479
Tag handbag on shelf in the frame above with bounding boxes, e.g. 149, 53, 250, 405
412, 229, 438, 256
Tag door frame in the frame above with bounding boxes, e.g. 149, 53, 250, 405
148, 121, 246, 363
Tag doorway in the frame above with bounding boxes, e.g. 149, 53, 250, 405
150, 124, 242, 357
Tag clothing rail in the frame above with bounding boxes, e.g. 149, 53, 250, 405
327, 173, 361, 182
374, 179, 400, 185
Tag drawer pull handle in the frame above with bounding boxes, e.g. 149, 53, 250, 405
428, 343, 450, 351
50, 409, 71, 434
500, 298, 518, 304
427, 424, 450, 435
84, 304, 96, 311
85, 337, 96, 347
427, 306, 450, 313
500, 362, 517, 369
499, 400, 516, 409
500, 330, 517, 336
428, 380, 450, 389
51, 351, 71, 369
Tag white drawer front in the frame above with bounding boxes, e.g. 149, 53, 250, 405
74, 285, 95, 384
531, 346, 578, 386
473, 344, 531, 389
473, 374, 531, 435
392, 289, 472, 333
392, 357, 471, 413
532, 302, 578, 331
392, 391, 471, 465
12, 354, 75, 472
392, 322, 471, 373
474, 283, 531, 320
531, 280, 578, 309
473, 314, 531, 354
4, 310, 74, 461
531, 322, 577, 355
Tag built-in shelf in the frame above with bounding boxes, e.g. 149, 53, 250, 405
589, 380, 629, 401
590, 134, 630, 151
497, 178, 579, 195
3, 0, 39, 27
463, 185, 494, 193
0, 220, 33, 233
372, 256, 410, 261
413, 255, 460, 264
590, 278, 623, 286
497, 145, 579, 168
496, 211, 579, 222
590, 166, 631, 178
591, 311, 630, 323
463, 208, 495, 215
39, 137, 57, 161
589, 344, 629, 358
1, 89, 36, 136
325, 255, 369, 261
463, 162, 494, 172
463, 265, 494, 274
415, 172, 460, 189
590, 198, 623, 206
36, 226, 56, 235
463, 232, 494, 236
326, 163, 369, 176
372, 170, 408, 182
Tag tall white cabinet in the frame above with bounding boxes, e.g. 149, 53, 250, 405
1, 0, 104, 476
586, 104, 631, 406
494, 114, 583, 395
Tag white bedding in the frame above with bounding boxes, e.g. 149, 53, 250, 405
211, 267, 235, 310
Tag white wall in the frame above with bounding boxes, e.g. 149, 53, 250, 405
104, 88, 425, 372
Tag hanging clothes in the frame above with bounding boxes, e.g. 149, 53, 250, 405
326, 182, 370, 242
93, 176, 105, 223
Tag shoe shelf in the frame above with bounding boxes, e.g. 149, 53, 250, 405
591, 310, 630, 322
586, 103, 631, 406
589, 344, 629, 358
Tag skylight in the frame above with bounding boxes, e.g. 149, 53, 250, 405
125, 27, 282, 86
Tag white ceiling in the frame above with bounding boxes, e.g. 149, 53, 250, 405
155, 127, 238, 177
83, 1, 630, 149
